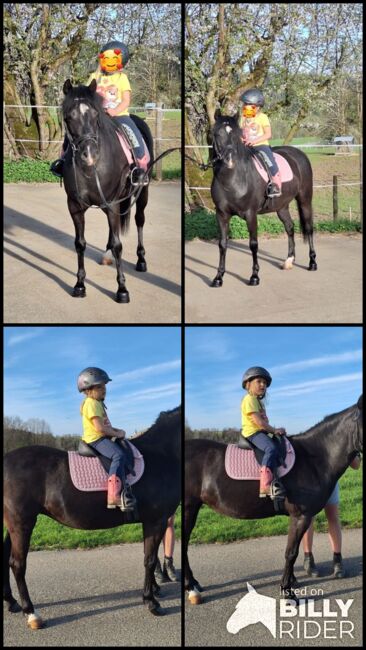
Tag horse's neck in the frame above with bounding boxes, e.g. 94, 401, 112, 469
295, 411, 354, 482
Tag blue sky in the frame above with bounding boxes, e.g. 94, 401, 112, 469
4, 327, 181, 437
185, 327, 362, 434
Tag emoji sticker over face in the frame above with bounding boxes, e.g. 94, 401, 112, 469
98, 48, 124, 73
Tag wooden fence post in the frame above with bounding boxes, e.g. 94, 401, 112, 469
332, 175, 338, 221
155, 103, 163, 181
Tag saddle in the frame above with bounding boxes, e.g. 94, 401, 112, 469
68, 439, 144, 492
225, 436, 295, 513
115, 125, 150, 171
251, 150, 293, 184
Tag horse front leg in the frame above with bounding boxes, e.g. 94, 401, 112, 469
68, 200, 86, 297
142, 519, 167, 616
211, 211, 230, 287
246, 211, 260, 285
281, 513, 312, 602
106, 208, 130, 303
135, 187, 148, 272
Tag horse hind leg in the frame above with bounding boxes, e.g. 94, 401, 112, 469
4, 514, 44, 628
277, 207, 296, 269
135, 187, 148, 272
295, 196, 317, 271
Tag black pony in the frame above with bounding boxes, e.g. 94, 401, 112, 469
184, 397, 362, 604
4, 407, 181, 628
210, 111, 317, 287
62, 79, 153, 303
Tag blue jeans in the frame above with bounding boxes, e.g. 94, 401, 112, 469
254, 145, 279, 176
113, 116, 145, 159
89, 437, 126, 481
249, 431, 281, 470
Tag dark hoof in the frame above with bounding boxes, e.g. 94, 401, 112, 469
136, 261, 147, 272
211, 278, 223, 287
72, 286, 86, 298
281, 588, 299, 606
308, 263, 318, 271
116, 291, 130, 303
249, 276, 260, 286
149, 604, 165, 616
8, 600, 22, 613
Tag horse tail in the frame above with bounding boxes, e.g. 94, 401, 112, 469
120, 208, 131, 235
296, 196, 315, 243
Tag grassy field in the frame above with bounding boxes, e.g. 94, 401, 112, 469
189, 465, 362, 544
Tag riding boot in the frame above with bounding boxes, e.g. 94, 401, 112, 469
303, 552, 319, 577
267, 172, 282, 197
107, 474, 122, 509
163, 556, 179, 582
332, 553, 344, 578
130, 165, 149, 187
50, 158, 64, 178
154, 558, 167, 584
259, 466, 273, 497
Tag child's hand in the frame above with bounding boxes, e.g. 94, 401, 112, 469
114, 428, 126, 439
275, 427, 286, 436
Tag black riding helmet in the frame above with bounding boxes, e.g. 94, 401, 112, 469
242, 366, 272, 389
240, 88, 265, 107
77, 367, 112, 392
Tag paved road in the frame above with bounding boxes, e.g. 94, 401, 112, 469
185, 531, 362, 647
4, 543, 181, 647
4, 182, 181, 323
185, 234, 362, 323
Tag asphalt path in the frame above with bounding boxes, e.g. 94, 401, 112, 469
184, 530, 362, 647
3, 542, 182, 647
185, 233, 362, 323
4, 182, 181, 324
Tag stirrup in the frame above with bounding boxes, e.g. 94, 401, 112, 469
119, 487, 137, 512
266, 182, 281, 198
269, 479, 285, 500
130, 166, 149, 187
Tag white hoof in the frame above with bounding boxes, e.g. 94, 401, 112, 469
101, 250, 113, 266
282, 256, 295, 270
188, 587, 203, 605
27, 610, 44, 629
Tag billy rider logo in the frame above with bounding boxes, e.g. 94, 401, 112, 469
226, 583, 354, 640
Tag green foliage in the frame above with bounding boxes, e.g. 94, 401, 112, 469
185, 209, 362, 240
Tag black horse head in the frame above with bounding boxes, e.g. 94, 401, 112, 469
212, 110, 249, 169
62, 79, 114, 167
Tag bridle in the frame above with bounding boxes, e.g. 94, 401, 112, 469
351, 405, 363, 454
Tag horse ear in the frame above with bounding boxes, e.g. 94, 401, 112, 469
89, 78, 97, 93
63, 79, 73, 95
214, 108, 222, 121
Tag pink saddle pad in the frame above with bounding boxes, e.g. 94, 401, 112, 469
116, 131, 150, 170
68, 441, 144, 492
253, 153, 293, 183
225, 438, 295, 480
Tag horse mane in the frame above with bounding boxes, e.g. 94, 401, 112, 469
133, 406, 181, 445
212, 114, 252, 161
62, 83, 120, 140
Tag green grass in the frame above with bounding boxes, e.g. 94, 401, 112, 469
185, 209, 362, 240
3, 506, 181, 551
189, 466, 362, 544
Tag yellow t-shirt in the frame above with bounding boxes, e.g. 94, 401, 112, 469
81, 397, 112, 444
240, 111, 270, 146
241, 394, 269, 438
87, 70, 131, 116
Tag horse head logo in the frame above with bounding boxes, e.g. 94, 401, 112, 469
226, 583, 276, 637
